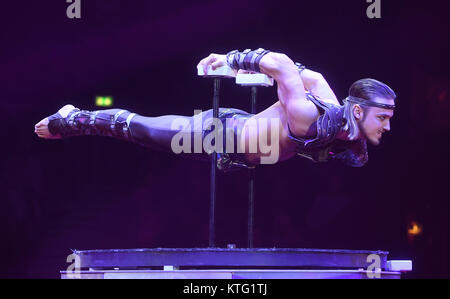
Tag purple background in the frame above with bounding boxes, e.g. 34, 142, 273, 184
1, 0, 449, 278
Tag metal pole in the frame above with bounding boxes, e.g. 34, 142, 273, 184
209, 78, 220, 248
248, 86, 257, 248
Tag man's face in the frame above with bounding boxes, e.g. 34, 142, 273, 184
356, 97, 395, 145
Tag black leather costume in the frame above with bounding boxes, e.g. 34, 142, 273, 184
46, 96, 368, 171
214, 93, 369, 170
224, 48, 369, 168
46, 106, 256, 170
287, 93, 368, 167
213, 108, 255, 171
45, 47, 378, 170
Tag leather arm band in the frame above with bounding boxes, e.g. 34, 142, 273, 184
226, 48, 271, 73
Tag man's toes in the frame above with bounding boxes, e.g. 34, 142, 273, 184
35, 117, 49, 127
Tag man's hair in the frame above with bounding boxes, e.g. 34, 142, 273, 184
343, 78, 396, 140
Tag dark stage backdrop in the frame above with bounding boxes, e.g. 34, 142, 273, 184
0, 0, 449, 278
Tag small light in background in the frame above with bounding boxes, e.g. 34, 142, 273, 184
95, 96, 113, 107
407, 221, 423, 237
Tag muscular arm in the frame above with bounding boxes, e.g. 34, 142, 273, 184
258, 52, 318, 137
299, 69, 339, 105
197, 51, 338, 137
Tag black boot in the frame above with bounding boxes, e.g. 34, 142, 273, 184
47, 108, 136, 142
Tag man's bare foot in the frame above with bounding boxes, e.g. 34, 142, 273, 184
35, 104, 76, 139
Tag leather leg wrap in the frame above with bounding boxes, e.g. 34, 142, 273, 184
48, 108, 136, 141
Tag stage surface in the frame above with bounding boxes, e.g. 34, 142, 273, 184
61, 247, 412, 279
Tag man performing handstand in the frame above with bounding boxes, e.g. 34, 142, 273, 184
34, 49, 396, 170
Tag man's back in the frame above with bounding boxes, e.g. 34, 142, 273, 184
241, 100, 317, 165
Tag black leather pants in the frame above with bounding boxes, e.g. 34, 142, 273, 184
49, 107, 253, 166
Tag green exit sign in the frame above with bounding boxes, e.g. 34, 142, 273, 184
95, 96, 113, 107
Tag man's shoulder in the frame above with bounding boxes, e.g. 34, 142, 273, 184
306, 93, 342, 110
287, 95, 345, 146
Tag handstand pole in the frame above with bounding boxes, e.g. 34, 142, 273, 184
210, 78, 220, 247
248, 86, 257, 248
199, 66, 273, 248
236, 74, 274, 248
198, 65, 235, 248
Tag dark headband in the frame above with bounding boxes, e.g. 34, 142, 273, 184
344, 96, 396, 110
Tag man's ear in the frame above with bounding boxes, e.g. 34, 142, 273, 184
352, 104, 363, 121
